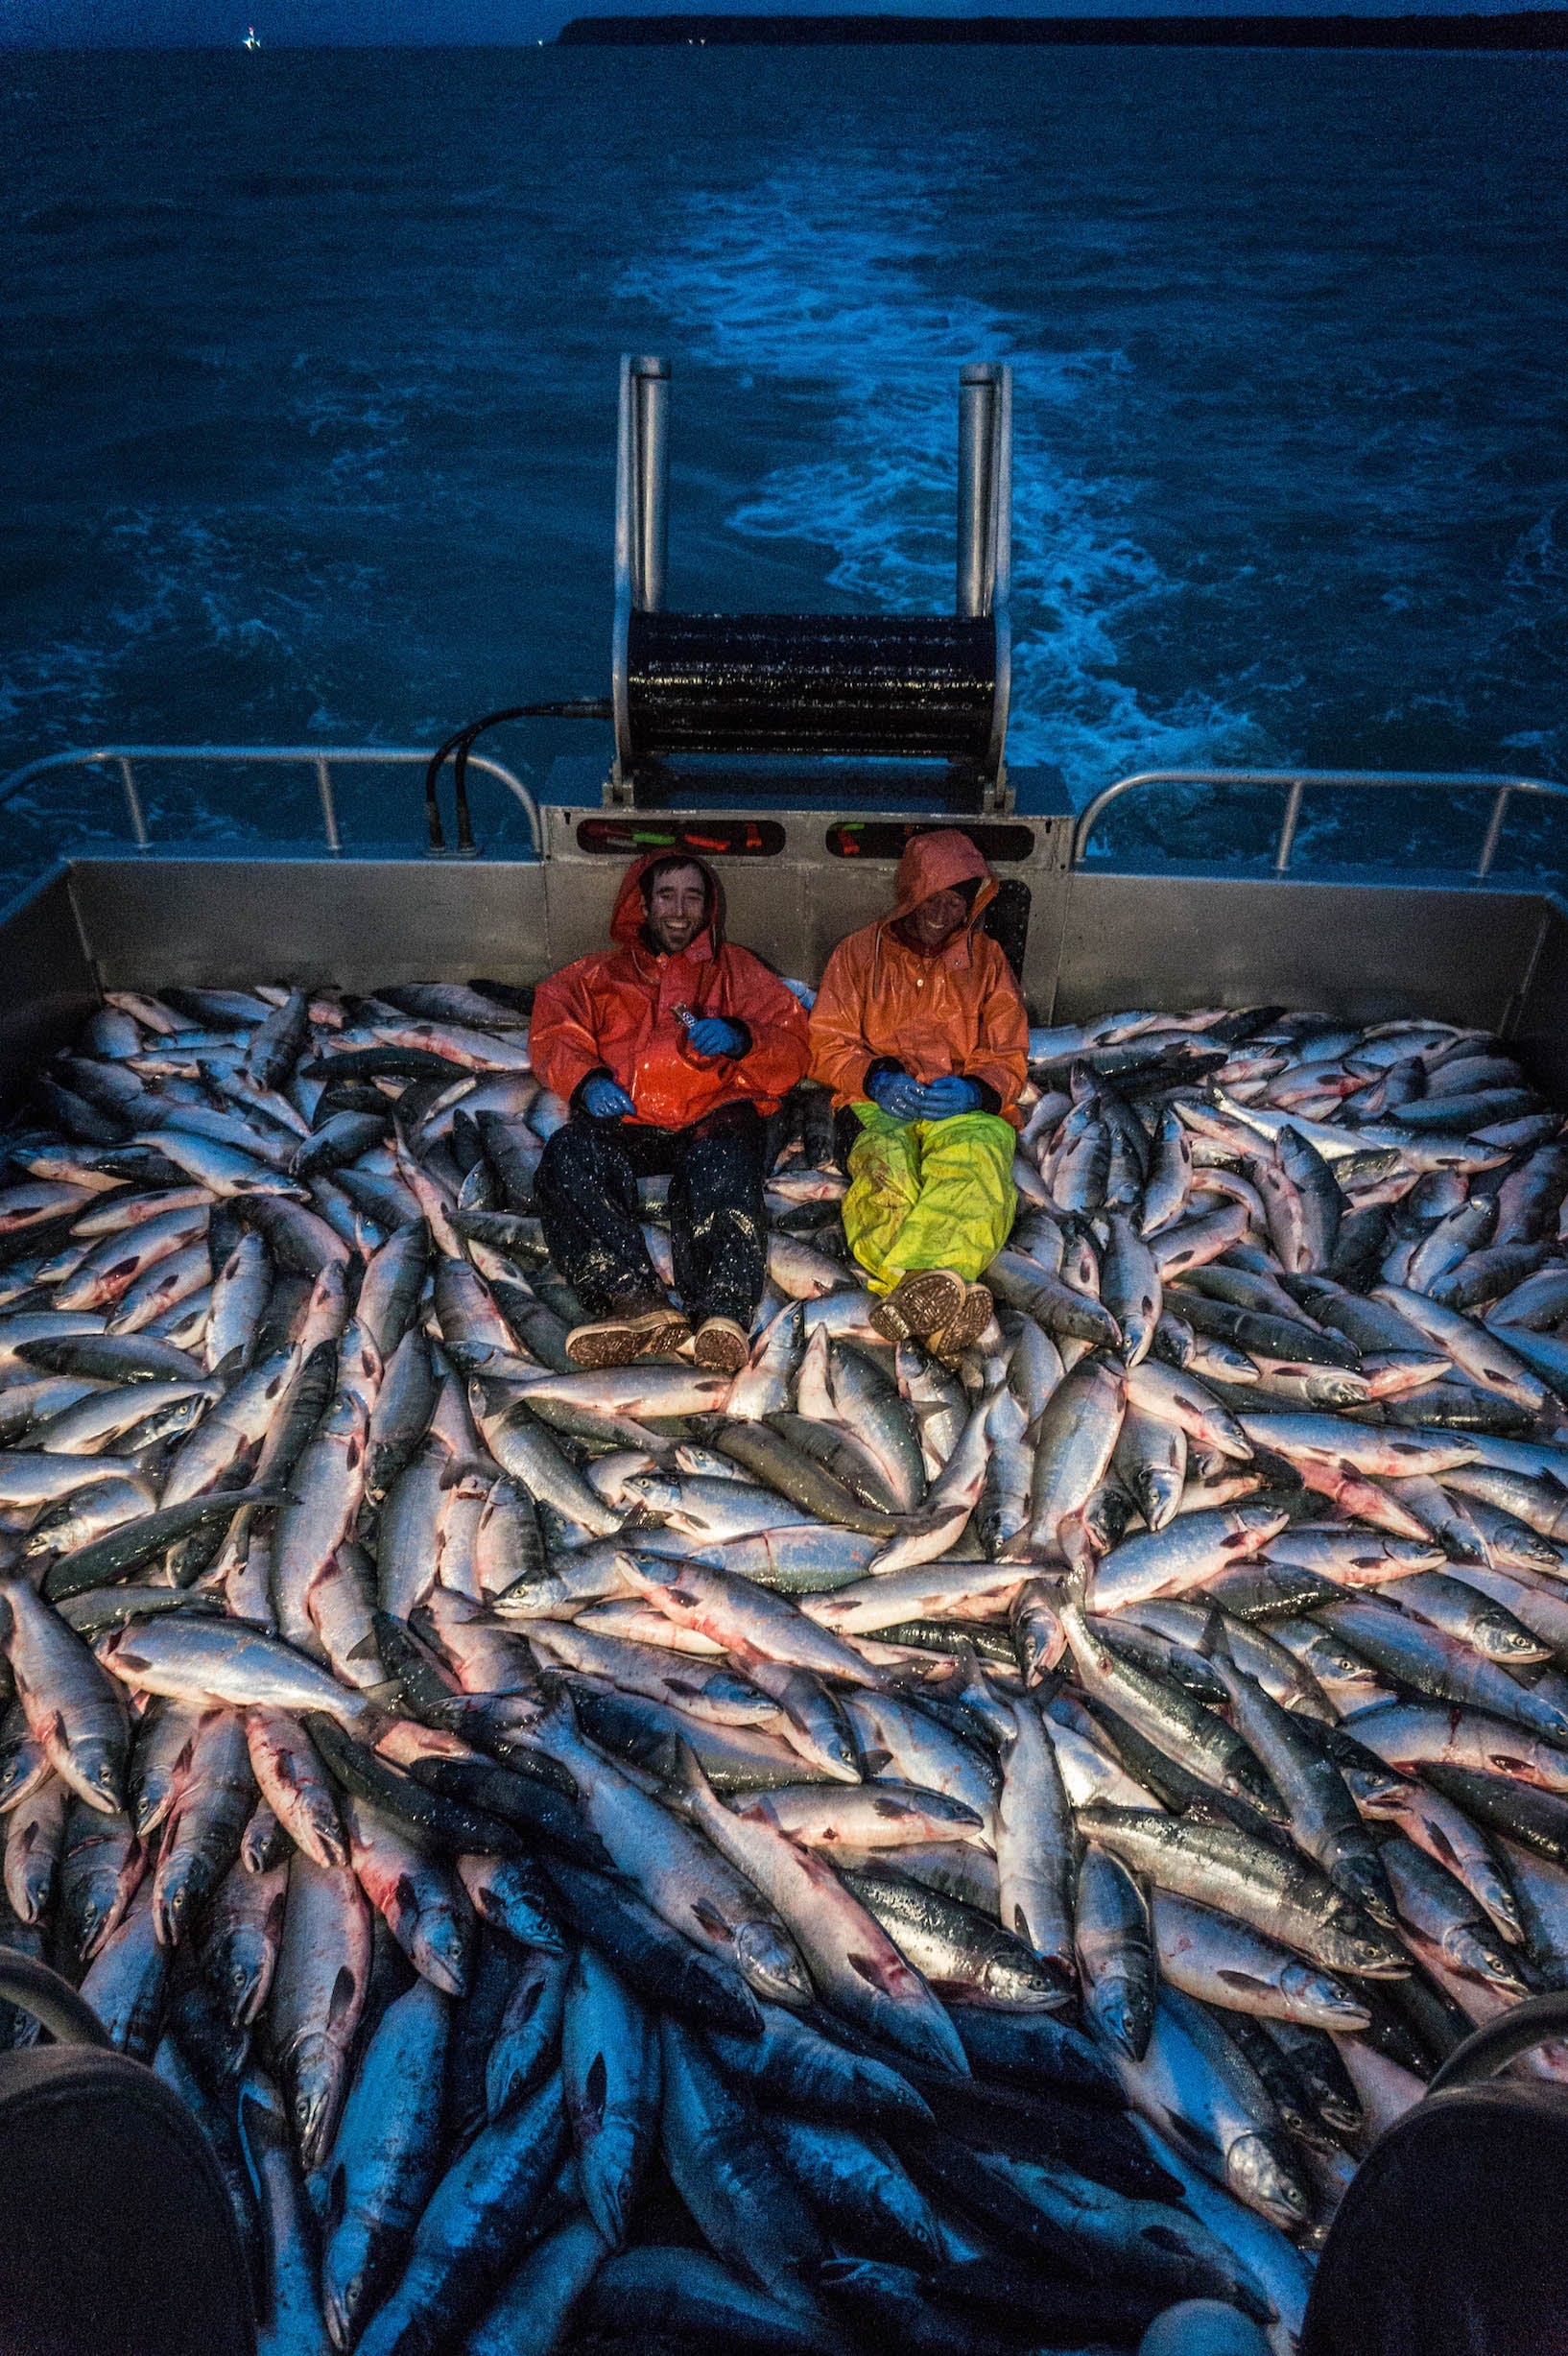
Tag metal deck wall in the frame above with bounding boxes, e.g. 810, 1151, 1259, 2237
1, 845, 1564, 1109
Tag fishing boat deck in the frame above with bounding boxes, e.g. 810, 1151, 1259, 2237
4, 756, 1567, 1108
1, 756, 1567, 2356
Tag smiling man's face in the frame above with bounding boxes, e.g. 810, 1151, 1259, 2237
903, 885, 969, 954
646, 862, 707, 956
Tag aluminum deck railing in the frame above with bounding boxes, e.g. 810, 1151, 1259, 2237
1074, 766, 1568, 876
2, 747, 1566, 881
0, 743, 546, 860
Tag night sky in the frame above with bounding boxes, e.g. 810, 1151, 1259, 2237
0, 0, 1554, 45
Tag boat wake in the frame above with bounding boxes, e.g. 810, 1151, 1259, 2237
615, 160, 1270, 800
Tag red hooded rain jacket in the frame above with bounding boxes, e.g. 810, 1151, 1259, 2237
529, 852, 809, 1130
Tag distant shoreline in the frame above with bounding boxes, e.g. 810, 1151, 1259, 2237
557, 10, 1568, 45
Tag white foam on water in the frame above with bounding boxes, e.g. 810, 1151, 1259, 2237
0, 506, 386, 884
616, 162, 1266, 799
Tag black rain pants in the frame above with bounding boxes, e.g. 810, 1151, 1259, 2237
1300, 2074, 1568, 2356
535, 1101, 768, 1331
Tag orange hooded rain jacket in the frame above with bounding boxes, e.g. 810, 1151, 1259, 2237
807, 829, 1029, 1127
529, 851, 809, 1131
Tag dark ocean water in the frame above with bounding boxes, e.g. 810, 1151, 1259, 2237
1, 43, 1566, 888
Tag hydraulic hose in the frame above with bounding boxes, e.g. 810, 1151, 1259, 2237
424, 700, 612, 854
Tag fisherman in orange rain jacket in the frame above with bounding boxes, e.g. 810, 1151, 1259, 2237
528, 850, 809, 1371
809, 827, 1028, 1355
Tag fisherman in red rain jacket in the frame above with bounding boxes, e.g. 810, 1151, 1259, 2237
528, 850, 810, 1371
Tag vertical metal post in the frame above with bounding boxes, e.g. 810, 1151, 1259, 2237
314, 757, 342, 854
957, 364, 998, 620
986, 366, 1012, 798
1477, 783, 1511, 879
1274, 778, 1305, 872
116, 755, 150, 848
613, 356, 638, 620
958, 361, 1013, 621
611, 355, 668, 800
962, 364, 1013, 800
635, 359, 670, 613
616, 354, 669, 615
991, 364, 1012, 617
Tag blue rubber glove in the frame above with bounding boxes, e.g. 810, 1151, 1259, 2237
917, 1074, 984, 1120
581, 1075, 635, 1120
685, 1015, 746, 1059
867, 1064, 926, 1122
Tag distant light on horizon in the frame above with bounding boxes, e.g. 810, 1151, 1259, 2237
2, 0, 1564, 43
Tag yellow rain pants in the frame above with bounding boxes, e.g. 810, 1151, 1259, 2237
843, 1105, 1018, 1295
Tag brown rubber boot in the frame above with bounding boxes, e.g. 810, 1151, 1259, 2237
868, 1269, 966, 1345
926, 1281, 995, 1359
565, 1302, 691, 1370
692, 1316, 750, 1375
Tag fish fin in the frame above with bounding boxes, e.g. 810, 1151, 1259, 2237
1198, 1606, 1233, 1665
668, 1739, 714, 1817
1058, 1514, 1097, 1589
439, 1454, 496, 1492
238, 2073, 292, 2156
521, 1681, 581, 1747
997, 1528, 1044, 1564
466, 1373, 525, 1421
958, 1659, 1017, 1740
1050, 1545, 1087, 1621
352, 1701, 396, 1749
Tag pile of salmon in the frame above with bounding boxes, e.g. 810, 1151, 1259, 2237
2, 983, 1567, 2356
